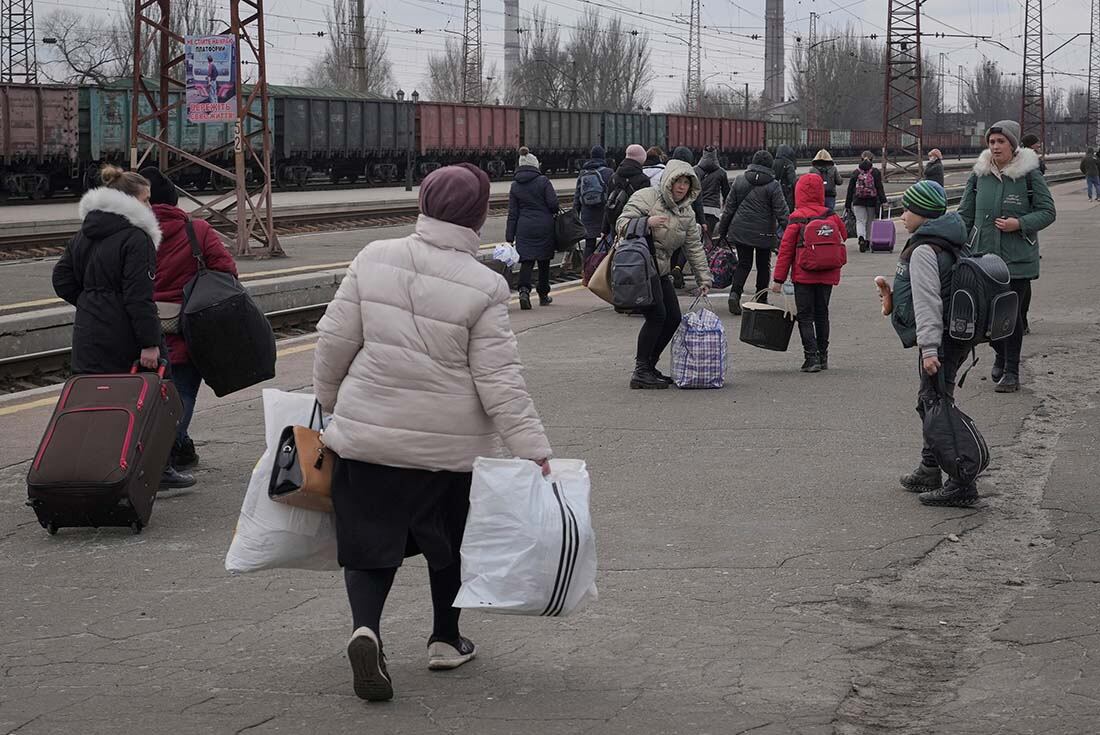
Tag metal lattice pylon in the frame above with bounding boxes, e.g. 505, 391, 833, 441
131, 0, 281, 256
686, 0, 701, 112
1020, 0, 1045, 146
461, 0, 482, 103
1088, 0, 1100, 147
881, 0, 924, 181
0, 0, 37, 84
806, 11, 818, 128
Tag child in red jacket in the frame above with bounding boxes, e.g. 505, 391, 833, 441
771, 174, 847, 372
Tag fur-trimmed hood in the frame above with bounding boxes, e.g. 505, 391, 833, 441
972, 147, 1040, 181
78, 187, 162, 248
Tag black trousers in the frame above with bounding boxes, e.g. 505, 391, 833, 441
670, 247, 687, 271
344, 563, 462, 642
518, 259, 551, 296
793, 283, 832, 354
916, 339, 970, 473
731, 245, 771, 296
991, 279, 1032, 375
583, 237, 598, 261
636, 275, 681, 364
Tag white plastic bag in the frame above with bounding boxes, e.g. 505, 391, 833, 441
492, 242, 520, 267
454, 457, 597, 616
225, 389, 340, 573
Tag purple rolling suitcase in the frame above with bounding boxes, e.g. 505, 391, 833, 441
869, 207, 896, 253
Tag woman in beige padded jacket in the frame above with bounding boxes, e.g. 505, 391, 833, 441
312, 163, 552, 702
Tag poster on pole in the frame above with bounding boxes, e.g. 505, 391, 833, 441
185, 35, 237, 123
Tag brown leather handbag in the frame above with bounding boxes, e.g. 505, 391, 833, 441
268, 402, 335, 513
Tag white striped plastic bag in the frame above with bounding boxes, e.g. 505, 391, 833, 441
455, 457, 597, 617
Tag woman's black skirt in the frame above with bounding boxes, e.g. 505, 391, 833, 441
330, 456, 472, 571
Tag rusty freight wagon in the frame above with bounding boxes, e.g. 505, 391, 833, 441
0, 84, 79, 199
417, 102, 521, 179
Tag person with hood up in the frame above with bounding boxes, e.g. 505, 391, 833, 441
1080, 147, 1100, 201
643, 146, 667, 186
313, 163, 553, 702
601, 144, 651, 236
772, 144, 798, 212
506, 147, 559, 310
574, 145, 614, 262
958, 120, 1056, 393
695, 145, 731, 236
52, 165, 193, 490
142, 167, 238, 473
845, 150, 888, 252
923, 149, 945, 188
669, 146, 707, 288
615, 159, 713, 389
810, 149, 843, 211
771, 173, 846, 373
715, 150, 790, 315
887, 180, 984, 507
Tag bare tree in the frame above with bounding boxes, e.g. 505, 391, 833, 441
110, 0, 220, 79
965, 59, 1021, 128
424, 37, 501, 103
303, 0, 393, 95
790, 28, 886, 130
39, 10, 122, 85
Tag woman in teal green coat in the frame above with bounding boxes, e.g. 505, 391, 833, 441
958, 120, 1056, 393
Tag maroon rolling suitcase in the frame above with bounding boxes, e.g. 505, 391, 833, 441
26, 364, 182, 535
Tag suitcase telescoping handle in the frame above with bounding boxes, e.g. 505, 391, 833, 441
131, 359, 169, 378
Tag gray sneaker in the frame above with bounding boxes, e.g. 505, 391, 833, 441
427, 635, 477, 671
348, 627, 393, 701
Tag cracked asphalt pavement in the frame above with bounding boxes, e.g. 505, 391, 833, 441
1, 182, 1098, 734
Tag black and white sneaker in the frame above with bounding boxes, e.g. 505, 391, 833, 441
427, 635, 477, 671
918, 481, 979, 508
348, 627, 393, 701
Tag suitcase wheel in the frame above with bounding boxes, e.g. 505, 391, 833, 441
131, 521, 143, 535
45, 522, 58, 536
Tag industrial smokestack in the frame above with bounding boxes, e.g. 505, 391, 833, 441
764, 0, 785, 104
504, 0, 520, 96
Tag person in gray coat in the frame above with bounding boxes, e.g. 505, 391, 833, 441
716, 150, 790, 314
506, 147, 559, 310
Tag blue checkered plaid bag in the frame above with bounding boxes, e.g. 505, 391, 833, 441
670, 298, 727, 389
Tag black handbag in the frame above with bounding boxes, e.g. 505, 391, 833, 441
181, 221, 276, 397
554, 208, 586, 252
921, 373, 990, 484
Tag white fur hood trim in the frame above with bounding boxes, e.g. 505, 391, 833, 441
972, 147, 1040, 181
78, 187, 163, 248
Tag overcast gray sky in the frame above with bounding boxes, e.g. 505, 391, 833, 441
37, 0, 1092, 112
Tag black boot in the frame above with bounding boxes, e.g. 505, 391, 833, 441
919, 479, 979, 507
728, 290, 742, 316
518, 289, 532, 311
991, 355, 1004, 383
900, 463, 942, 493
171, 437, 199, 470
995, 372, 1020, 393
800, 351, 822, 373
858, 236, 869, 253
630, 360, 669, 390
818, 348, 829, 370
672, 266, 685, 289
539, 293, 553, 306
648, 358, 674, 385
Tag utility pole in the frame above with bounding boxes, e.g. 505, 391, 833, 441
0, 0, 37, 83
686, 0, 701, 113
1088, 0, 1099, 147
938, 52, 946, 133
1020, 0, 1045, 148
881, 0, 924, 181
807, 11, 818, 128
462, 0, 482, 103
131, 0, 281, 257
957, 64, 966, 160
353, 0, 366, 91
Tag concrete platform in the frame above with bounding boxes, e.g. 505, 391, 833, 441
0, 181, 1097, 733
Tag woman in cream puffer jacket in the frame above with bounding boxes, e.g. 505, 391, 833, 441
312, 163, 551, 702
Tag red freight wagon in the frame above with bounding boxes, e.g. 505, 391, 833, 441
806, 128, 830, 150
849, 129, 878, 151
417, 102, 520, 154
667, 114, 721, 152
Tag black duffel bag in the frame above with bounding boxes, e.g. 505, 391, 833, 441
921, 373, 989, 485
181, 222, 276, 397
554, 208, 586, 252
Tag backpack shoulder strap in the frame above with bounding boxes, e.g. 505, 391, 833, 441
1025, 170, 1035, 209
185, 220, 208, 272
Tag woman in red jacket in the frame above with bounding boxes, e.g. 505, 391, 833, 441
771, 174, 847, 373
142, 168, 239, 470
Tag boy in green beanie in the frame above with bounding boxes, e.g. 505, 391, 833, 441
883, 180, 980, 507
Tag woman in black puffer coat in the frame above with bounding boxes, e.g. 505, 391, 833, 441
506, 147, 559, 310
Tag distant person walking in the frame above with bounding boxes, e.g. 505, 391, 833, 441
773, 144, 798, 213
615, 160, 712, 389
1020, 134, 1046, 175
810, 149, 843, 211
695, 144, 731, 237
506, 147, 559, 310
715, 150, 789, 315
643, 146, 667, 187
313, 163, 552, 702
574, 145, 614, 262
1081, 148, 1100, 201
958, 120, 1056, 393
601, 144, 651, 236
923, 149, 945, 188
845, 150, 888, 253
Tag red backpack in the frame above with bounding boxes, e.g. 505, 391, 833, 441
793, 214, 848, 271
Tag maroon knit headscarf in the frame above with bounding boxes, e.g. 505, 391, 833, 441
418, 163, 491, 231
